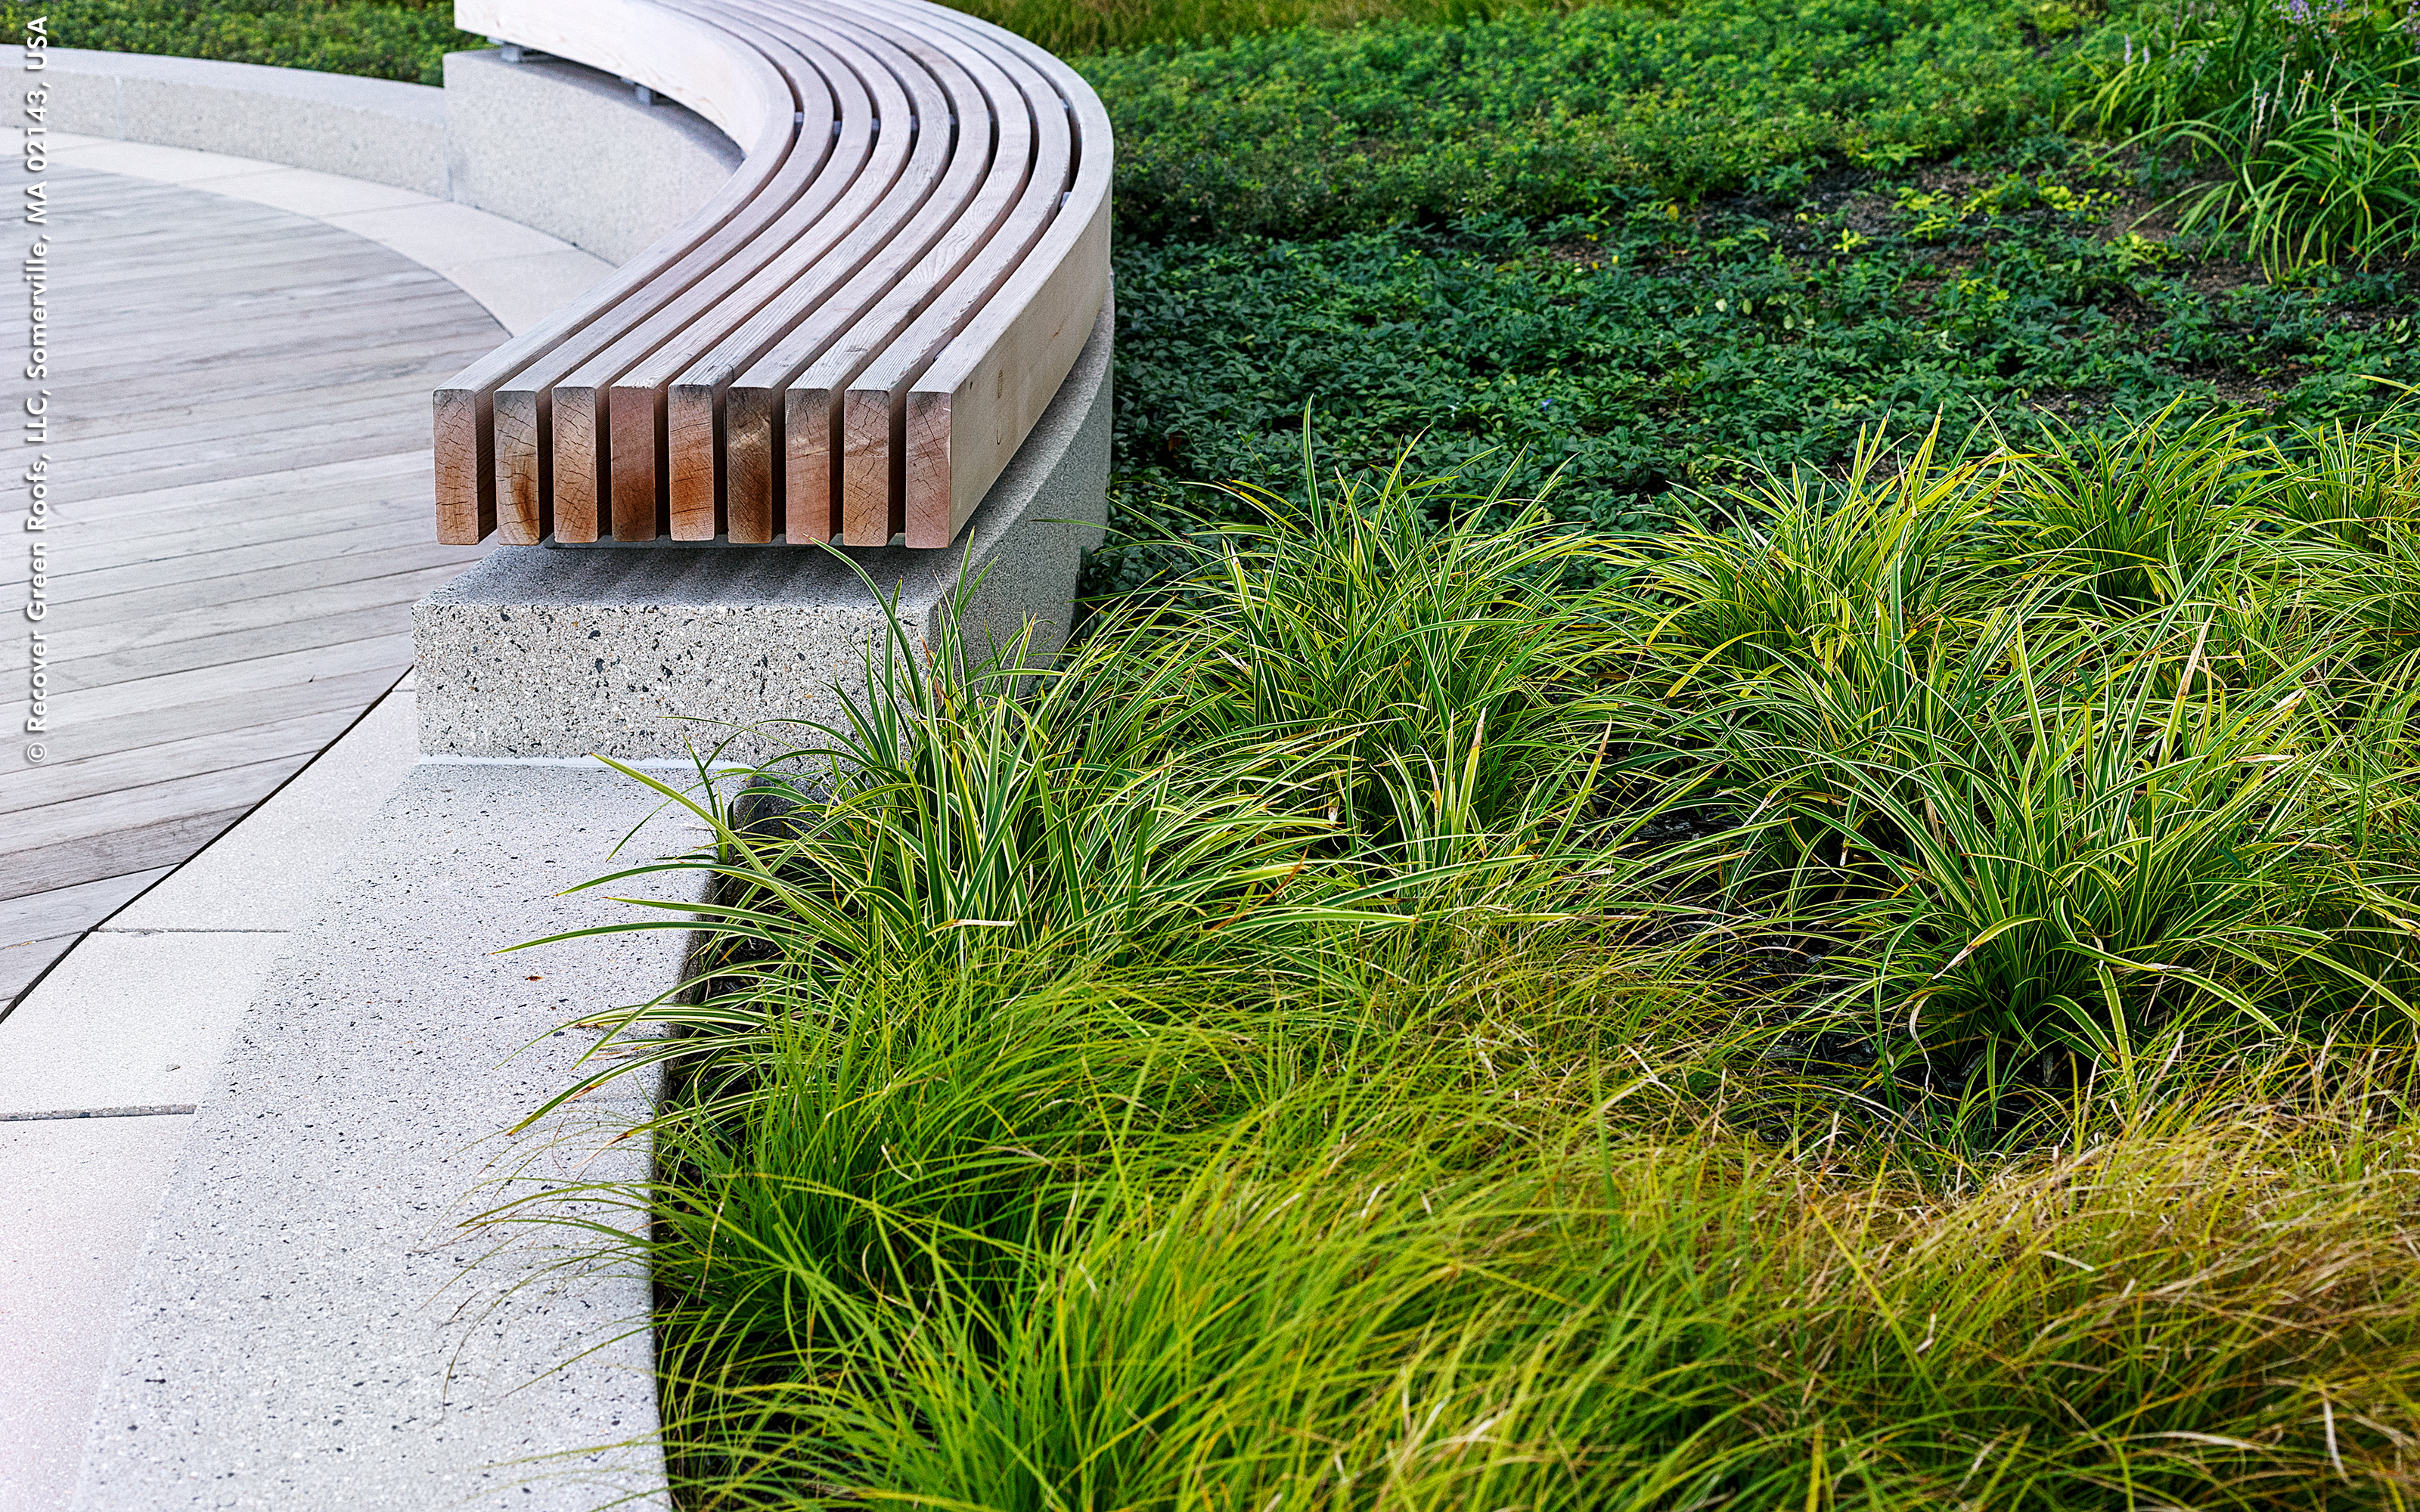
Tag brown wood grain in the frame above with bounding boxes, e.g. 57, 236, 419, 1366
433, 0, 1115, 551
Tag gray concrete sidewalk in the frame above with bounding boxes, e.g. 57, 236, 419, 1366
2, 677, 710, 1510
71, 759, 701, 1510
2, 680, 426, 1512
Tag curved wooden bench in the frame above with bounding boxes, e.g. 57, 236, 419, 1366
434, 0, 1111, 549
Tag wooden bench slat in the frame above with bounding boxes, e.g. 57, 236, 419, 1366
441, 0, 1115, 550
782, 2, 1056, 547
531, 14, 867, 542
436, 0, 799, 544
901, 12, 1112, 547
595, 7, 953, 541
828, 0, 1074, 546
504, 3, 849, 544
659, 6, 979, 542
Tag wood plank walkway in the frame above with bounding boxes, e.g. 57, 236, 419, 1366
0, 165, 500, 1003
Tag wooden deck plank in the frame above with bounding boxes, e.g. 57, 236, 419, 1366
2, 166, 493, 989
49, 632, 419, 733
0, 714, 350, 816
6, 805, 265, 906
22, 488, 442, 581
56, 373, 475, 442
0, 565, 467, 676
0, 869, 174, 1005
5, 757, 319, 862
7, 518, 442, 599
23, 542, 479, 630
50, 603, 434, 698
44, 452, 430, 523
15, 670, 399, 789
52, 435, 473, 501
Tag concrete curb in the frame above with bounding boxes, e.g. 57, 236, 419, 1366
445, 49, 740, 266
70, 764, 706, 1510
26, 45, 448, 195
3, 683, 428, 1512
24, 44, 743, 271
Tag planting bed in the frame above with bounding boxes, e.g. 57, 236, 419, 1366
33, 0, 2420, 1503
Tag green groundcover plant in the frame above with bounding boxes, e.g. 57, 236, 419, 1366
20, 0, 473, 84
24, 0, 2412, 559
486, 413, 2420, 1507
2080, 0, 2420, 270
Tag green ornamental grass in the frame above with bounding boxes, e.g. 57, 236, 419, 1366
486, 414, 2420, 1507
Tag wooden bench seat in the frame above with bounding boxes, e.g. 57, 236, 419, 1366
433, 0, 1110, 549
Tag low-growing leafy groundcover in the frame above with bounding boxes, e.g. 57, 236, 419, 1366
518, 413, 2420, 1504
25, 0, 2415, 565
1092, 0, 2418, 587
22, 0, 476, 85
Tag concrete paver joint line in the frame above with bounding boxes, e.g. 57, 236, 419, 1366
91, 927, 291, 936
0, 1106, 198, 1123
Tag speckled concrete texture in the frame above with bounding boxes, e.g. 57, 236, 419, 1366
445, 49, 741, 265
413, 288, 1114, 764
29, 45, 448, 195
1, 1116, 196, 1512
0, 932, 291, 1121
71, 765, 709, 1511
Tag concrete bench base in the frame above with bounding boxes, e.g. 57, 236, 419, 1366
412, 290, 1112, 766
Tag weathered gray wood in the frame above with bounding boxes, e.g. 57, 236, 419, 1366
6, 758, 318, 865
0, 565, 467, 674
42, 543, 481, 627
44, 453, 430, 525
50, 605, 430, 697
13, 519, 445, 602
58, 373, 467, 442
54, 634, 418, 733
1, 167, 492, 981
23, 670, 399, 790
13, 494, 448, 584
0, 870, 172, 948
0, 869, 172, 1005
62, 434, 470, 500
0, 715, 348, 815
5, 806, 262, 906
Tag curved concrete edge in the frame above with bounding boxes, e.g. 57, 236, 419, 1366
44, 129, 613, 337
445, 49, 741, 266
4, 683, 428, 1512
411, 286, 1114, 764
22, 45, 447, 195
70, 761, 706, 1512
18, 42, 745, 284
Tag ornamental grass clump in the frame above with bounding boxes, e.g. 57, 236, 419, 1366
513, 418, 2420, 1509
2081, 0, 2420, 268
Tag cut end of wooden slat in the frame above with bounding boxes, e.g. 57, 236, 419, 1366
903, 389, 954, 549
492, 389, 547, 545
433, 387, 493, 545
667, 380, 722, 541
551, 384, 604, 544
721, 385, 780, 544
835, 389, 895, 548
783, 387, 840, 546
609, 386, 662, 541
